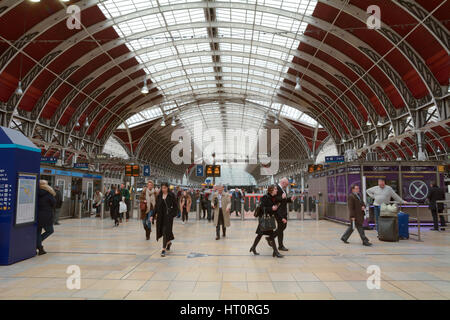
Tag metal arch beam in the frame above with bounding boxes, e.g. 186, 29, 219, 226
393, 0, 449, 54
90, 62, 352, 143
324, 0, 443, 99
82, 60, 362, 144
2, 3, 418, 129
3, 18, 406, 151
25, 30, 397, 141
101, 86, 343, 150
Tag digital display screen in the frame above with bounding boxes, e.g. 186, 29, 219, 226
205, 165, 221, 177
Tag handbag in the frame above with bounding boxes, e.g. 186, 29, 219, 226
140, 200, 147, 212
258, 208, 276, 232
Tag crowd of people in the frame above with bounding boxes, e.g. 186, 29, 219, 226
34, 176, 447, 258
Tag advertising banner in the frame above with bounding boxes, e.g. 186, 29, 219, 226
327, 176, 336, 203
336, 175, 347, 203
402, 173, 436, 203
347, 173, 361, 193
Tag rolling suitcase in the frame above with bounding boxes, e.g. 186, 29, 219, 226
378, 216, 399, 242
398, 212, 409, 239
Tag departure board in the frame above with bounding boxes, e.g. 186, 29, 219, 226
205, 165, 221, 177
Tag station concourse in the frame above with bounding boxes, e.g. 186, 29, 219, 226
0, 0, 449, 302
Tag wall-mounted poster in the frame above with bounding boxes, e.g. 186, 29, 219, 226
336, 175, 347, 203
347, 173, 361, 196
15, 173, 37, 225
402, 173, 436, 204
327, 176, 336, 203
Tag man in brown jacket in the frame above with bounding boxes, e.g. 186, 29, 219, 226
341, 184, 372, 246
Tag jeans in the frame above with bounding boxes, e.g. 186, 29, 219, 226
37, 225, 54, 249
142, 210, 153, 231
374, 206, 380, 232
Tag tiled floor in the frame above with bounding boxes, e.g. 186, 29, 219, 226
1, 217, 450, 300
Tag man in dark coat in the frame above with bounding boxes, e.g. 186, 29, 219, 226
274, 178, 295, 251
341, 184, 372, 246
428, 181, 447, 231
37, 180, 56, 255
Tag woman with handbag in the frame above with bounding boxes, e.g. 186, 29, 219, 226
140, 180, 157, 240
152, 182, 179, 257
250, 185, 283, 258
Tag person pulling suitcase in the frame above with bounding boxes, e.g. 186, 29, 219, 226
341, 184, 372, 246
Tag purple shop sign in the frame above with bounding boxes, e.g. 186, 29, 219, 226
402, 173, 436, 203
336, 175, 347, 202
337, 167, 346, 174
348, 166, 361, 173
327, 176, 336, 203
363, 166, 399, 172
328, 170, 335, 176
401, 166, 436, 172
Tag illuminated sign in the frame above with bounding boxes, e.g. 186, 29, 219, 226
125, 165, 140, 177
205, 165, 221, 177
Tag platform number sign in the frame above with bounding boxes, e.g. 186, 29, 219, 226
196, 165, 204, 177
143, 165, 150, 177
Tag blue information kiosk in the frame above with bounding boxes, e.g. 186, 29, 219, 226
0, 126, 41, 265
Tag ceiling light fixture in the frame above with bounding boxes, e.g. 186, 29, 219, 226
141, 75, 149, 94
15, 81, 23, 95
295, 76, 301, 91
160, 119, 166, 127
84, 117, 89, 127
274, 118, 279, 125
171, 117, 176, 126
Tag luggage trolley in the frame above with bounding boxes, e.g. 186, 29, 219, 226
388, 201, 422, 242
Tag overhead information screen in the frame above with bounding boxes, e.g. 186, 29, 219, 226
205, 165, 221, 177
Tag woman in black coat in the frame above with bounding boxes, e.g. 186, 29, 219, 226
250, 185, 283, 258
37, 180, 56, 255
109, 188, 121, 227
152, 182, 178, 257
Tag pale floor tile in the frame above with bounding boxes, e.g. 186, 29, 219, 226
114, 280, 146, 291
221, 282, 248, 293
221, 292, 258, 300
168, 292, 220, 300
123, 271, 154, 280
323, 281, 358, 293
246, 273, 271, 282
125, 291, 169, 300
272, 281, 303, 293
257, 293, 298, 300
297, 281, 331, 293
269, 272, 295, 282
101, 290, 130, 299
296, 292, 335, 300
2, 219, 450, 300
292, 272, 320, 282
247, 281, 276, 293
140, 280, 171, 291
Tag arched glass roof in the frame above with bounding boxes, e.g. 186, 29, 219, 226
99, 0, 319, 133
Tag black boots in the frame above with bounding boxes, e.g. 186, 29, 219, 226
216, 226, 226, 240
250, 236, 262, 255
144, 226, 151, 240
37, 246, 46, 256
223, 228, 226, 238
270, 240, 283, 258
